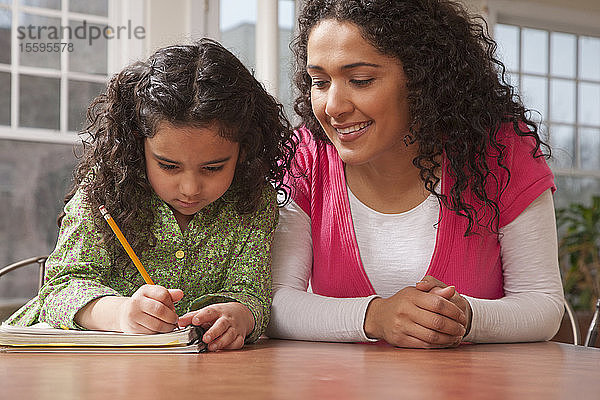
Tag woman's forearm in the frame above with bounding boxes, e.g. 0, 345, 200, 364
268, 286, 378, 342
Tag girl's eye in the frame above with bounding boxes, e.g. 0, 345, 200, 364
158, 163, 178, 170
204, 165, 224, 172
351, 78, 375, 87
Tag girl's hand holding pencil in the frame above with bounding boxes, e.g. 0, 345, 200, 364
116, 285, 183, 334
73, 286, 183, 334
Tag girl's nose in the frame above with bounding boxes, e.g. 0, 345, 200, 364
179, 173, 201, 198
324, 82, 354, 119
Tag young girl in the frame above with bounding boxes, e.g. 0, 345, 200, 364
6, 39, 296, 351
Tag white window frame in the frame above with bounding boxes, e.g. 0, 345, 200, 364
189, 0, 220, 41
487, 0, 600, 179
195, 0, 297, 100
0, 0, 146, 144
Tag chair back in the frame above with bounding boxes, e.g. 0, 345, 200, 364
584, 299, 600, 347
0, 256, 48, 290
564, 298, 580, 345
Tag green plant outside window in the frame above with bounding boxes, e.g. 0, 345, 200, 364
557, 196, 600, 311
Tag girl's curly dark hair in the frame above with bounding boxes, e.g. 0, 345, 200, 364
294, 0, 550, 235
63, 39, 296, 266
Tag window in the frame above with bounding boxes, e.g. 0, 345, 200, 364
0, 0, 110, 142
0, 0, 126, 304
218, 0, 296, 120
493, 18, 600, 209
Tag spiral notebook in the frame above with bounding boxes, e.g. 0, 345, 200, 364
0, 322, 206, 353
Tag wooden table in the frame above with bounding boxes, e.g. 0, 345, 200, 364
1, 339, 599, 400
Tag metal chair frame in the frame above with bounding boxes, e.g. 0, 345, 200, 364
564, 298, 581, 346
0, 256, 48, 290
563, 297, 600, 347
583, 299, 600, 347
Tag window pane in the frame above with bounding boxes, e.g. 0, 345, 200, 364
580, 128, 600, 170
278, 0, 294, 119
579, 35, 600, 81
0, 140, 78, 300
539, 123, 549, 143
550, 32, 576, 78
550, 79, 575, 124
68, 20, 107, 75
505, 71, 519, 93
521, 75, 547, 125
0, 71, 9, 125
554, 176, 600, 210
494, 24, 519, 72
522, 28, 548, 75
21, 0, 60, 9
549, 124, 574, 169
220, 0, 257, 70
69, 0, 108, 16
19, 13, 61, 69
578, 82, 600, 126
19, 74, 60, 129
68, 80, 105, 132
0, 8, 10, 64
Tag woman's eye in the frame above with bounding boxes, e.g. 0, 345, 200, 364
310, 79, 328, 88
158, 163, 177, 170
351, 78, 375, 87
204, 165, 224, 172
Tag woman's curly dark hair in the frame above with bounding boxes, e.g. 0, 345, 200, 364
294, 0, 550, 235
63, 39, 296, 266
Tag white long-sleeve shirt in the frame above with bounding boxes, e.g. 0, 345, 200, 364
266, 189, 564, 343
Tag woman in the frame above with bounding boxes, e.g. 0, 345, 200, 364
266, 0, 564, 348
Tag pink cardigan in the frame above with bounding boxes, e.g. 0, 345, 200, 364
287, 126, 555, 300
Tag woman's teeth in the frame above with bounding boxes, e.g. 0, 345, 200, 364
336, 121, 371, 134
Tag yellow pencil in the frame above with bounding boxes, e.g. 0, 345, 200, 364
99, 205, 155, 285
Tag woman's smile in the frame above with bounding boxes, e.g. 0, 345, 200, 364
333, 120, 373, 142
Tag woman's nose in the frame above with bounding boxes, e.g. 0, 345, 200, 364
324, 82, 354, 119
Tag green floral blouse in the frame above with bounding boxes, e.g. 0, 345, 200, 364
6, 185, 277, 343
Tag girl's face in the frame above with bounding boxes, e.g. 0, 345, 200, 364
306, 19, 412, 167
144, 122, 240, 227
